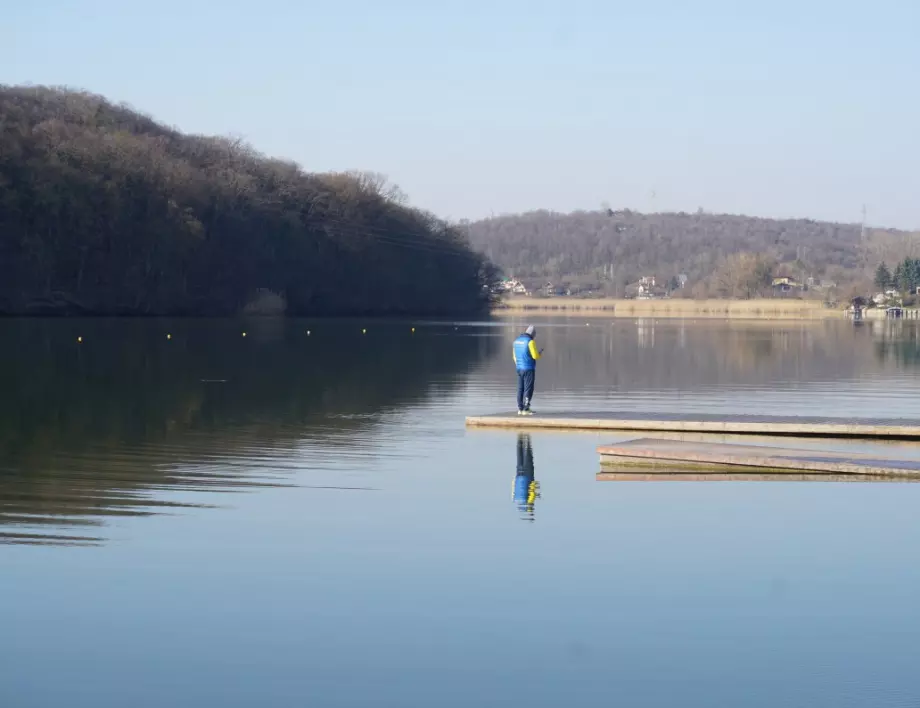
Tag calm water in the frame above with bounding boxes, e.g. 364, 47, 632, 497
3, 317, 920, 707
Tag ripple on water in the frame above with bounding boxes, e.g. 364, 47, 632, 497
6, 319, 920, 546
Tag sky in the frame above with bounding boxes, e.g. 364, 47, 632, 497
4, 0, 918, 228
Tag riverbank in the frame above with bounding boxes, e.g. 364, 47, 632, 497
494, 297, 841, 319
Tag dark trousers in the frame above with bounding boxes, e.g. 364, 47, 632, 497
516, 434, 534, 475
517, 369, 535, 411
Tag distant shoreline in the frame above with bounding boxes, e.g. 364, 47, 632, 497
493, 297, 843, 320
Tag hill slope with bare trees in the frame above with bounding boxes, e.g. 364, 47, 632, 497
467, 208, 917, 298
0, 85, 492, 316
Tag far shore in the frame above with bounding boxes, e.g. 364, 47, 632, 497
493, 297, 847, 320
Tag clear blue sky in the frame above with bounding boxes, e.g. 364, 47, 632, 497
4, 0, 918, 228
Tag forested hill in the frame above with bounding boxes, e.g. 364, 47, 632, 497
0, 86, 492, 316
467, 208, 915, 296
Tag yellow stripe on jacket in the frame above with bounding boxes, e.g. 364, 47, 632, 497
528, 339, 541, 360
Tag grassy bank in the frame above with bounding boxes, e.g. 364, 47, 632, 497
494, 297, 841, 319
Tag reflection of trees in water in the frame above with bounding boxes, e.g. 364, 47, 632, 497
488, 320, 902, 392
0, 320, 497, 545
872, 321, 920, 367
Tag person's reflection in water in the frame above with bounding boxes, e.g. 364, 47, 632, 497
513, 434, 541, 521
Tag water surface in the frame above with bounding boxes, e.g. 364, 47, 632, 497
3, 317, 920, 707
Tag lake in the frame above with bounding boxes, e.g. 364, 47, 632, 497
3, 316, 920, 707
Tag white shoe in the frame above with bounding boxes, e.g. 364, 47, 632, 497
522, 410, 534, 416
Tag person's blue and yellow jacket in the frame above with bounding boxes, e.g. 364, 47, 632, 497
513, 334, 541, 371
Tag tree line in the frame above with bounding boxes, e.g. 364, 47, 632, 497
468, 207, 916, 298
875, 259, 920, 294
0, 85, 495, 316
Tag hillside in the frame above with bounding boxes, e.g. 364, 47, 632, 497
0, 86, 493, 316
467, 208, 918, 298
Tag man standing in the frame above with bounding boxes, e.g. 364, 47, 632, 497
512, 325, 542, 415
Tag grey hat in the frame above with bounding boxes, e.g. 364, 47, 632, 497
525, 325, 535, 337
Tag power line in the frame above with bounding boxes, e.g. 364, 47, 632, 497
318, 215, 469, 248
311, 222, 482, 260
323, 226, 476, 257
311, 216, 479, 259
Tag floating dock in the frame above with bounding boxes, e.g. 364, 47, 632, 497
596, 438, 920, 477
596, 471, 919, 483
465, 412, 920, 439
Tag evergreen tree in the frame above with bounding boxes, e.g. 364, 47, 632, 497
907, 259, 920, 293
895, 258, 920, 294
897, 258, 920, 293
875, 262, 892, 289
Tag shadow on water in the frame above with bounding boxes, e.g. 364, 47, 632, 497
0, 318, 498, 546
512, 434, 540, 521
